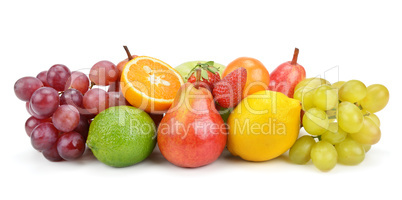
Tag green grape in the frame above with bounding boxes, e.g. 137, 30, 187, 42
294, 86, 310, 101
313, 85, 338, 110
303, 108, 329, 135
311, 141, 337, 171
294, 77, 330, 92
349, 117, 381, 145
367, 113, 380, 127
338, 102, 363, 133
360, 84, 389, 113
321, 123, 347, 145
361, 109, 380, 127
339, 80, 367, 103
294, 87, 316, 111
331, 81, 345, 90
293, 86, 305, 101
289, 135, 316, 164
362, 144, 371, 153
335, 138, 365, 165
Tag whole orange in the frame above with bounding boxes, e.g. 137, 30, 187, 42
223, 57, 269, 98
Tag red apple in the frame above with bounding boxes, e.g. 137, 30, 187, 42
157, 76, 227, 168
268, 48, 306, 98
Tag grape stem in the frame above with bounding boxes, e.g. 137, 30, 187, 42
312, 135, 322, 141
291, 48, 299, 65
363, 112, 371, 117
123, 46, 133, 60
354, 102, 363, 110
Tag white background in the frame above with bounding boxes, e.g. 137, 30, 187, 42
1, 0, 401, 199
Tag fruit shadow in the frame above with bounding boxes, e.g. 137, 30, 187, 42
75, 144, 168, 169
222, 148, 292, 165
146, 145, 169, 166
145, 146, 235, 171
74, 147, 98, 164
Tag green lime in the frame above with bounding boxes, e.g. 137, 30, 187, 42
87, 106, 156, 167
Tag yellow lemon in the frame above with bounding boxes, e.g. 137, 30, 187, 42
227, 90, 301, 161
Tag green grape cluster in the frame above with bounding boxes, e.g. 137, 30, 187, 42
290, 78, 389, 171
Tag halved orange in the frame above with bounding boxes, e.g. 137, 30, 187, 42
121, 56, 184, 114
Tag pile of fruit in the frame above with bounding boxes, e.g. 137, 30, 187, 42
290, 78, 389, 170
14, 46, 389, 172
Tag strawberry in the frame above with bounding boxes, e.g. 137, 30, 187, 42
213, 67, 247, 108
186, 61, 221, 91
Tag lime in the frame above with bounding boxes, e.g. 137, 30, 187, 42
87, 106, 156, 167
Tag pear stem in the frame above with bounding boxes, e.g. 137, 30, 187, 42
291, 48, 299, 65
195, 68, 201, 89
123, 46, 133, 60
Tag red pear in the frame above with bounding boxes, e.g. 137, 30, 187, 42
116, 46, 138, 75
157, 70, 227, 168
269, 48, 306, 98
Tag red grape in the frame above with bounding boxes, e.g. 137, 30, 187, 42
74, 115, 90, 140
14, 77, 43, 101
107, 80, 121, 92
25, 102, 30, 114
57, 132, 85, 160
69, 71, 90, 94
108, 91, 130, 107
31, 122, 59, 151
52, 105, 80, 132
25, 116, 52, 137
47, 64, 71, 91
30, 87, 59, 117
36, 71, 50, 87
89, 60, 119, 86
79, 110, 97, 120
83, 88, 109, 114
60, 88, 83, 108
42, 143, 63, 162
28, 101, 49, 119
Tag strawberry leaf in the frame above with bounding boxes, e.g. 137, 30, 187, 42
201, 70, 209, 80
207, 66, 219, 73
205, 61, 214, 66
184, 61, 218, 81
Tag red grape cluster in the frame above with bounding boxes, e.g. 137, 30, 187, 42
15, 61, 130, 162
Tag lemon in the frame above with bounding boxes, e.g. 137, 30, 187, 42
87, 106, 156, 167
227, 90, 301, 161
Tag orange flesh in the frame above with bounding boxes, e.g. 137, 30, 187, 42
126, 59, 182, 100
